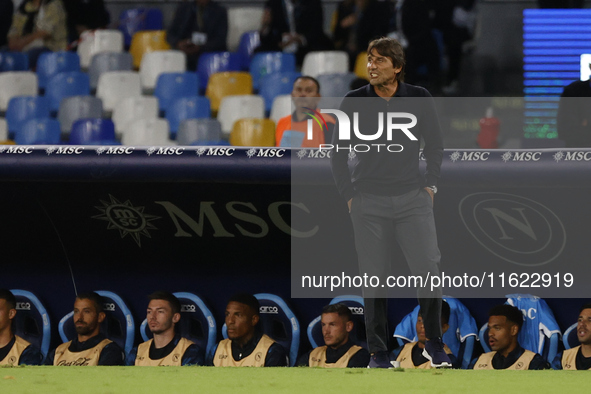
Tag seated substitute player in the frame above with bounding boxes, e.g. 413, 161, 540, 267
212, 293, 287, 367
391, 300, 456, 369
44, 292, 124, 366
470, 304, 548, 370
297, 303, 370, 368
552, 303, 591, 370
0, 289, 43, 365
126, 291, 204, 366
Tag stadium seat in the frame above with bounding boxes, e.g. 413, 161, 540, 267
139, 292, 218, 362
278, 130, 305, 147
15, 118, 61, 145
121, 118, 171, 145
58, 290, 135, 356
139, 50, 186, 91
0, 72, 38, 111
69, 118, 118, 145
317, 72, 357, 98
249, 52, 296, 91
6, 96, 50, 136
177, 118, 223, 146
10, 289, 51, 358
36, 51, 81, 90
197, 52, 242, 92
89, 52, 133, 90
307, 295, 367, 350
119, 8, 164, 47
112, 96, 159, 135
205, 72, 253, 113
96, 71, 142, 112
354, 51, 369, 80
129, 30, 171, 69
237, 30, 260, 69
301, 51, 349, 78
221, 293, 300, 366
167, 96, 211, 137
217, 94, 264, 136
259, 71, 301, 112
0, 118, 7, 141
269, 94, 292, 123
58, 96, 103, 134
393, 296, 478, 369
77, 29, 124, 69
478, 294, 561, 363
562, 322, 578, 350
154, 72, 199, 113
0, 52, 29, 71
45, 72, 90, 113
229, 118, 275, 147
226, 7, 264, 52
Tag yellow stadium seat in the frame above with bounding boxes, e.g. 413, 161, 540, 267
129, 30, 171, 68
205, 72, 253, 113
229, 118, 275, 147
354, 51, 369, 80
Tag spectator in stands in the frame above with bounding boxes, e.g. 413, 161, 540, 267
7, 0, 68, 67
44, 291, 124, 366
62, 0, 110, 44
332, 0, 392, 71
257, 0, 333, 65
552, 303, 591, 370
391, 300, 456, 369
167, 0, 228, 70
0, 289, 43, 366
557, 76, 591, 147
275, 76, 336, 147
212, 293, 287, 366
126, 291, 204, 366
297, 303, 370, 367
0, 0, 13, 49
470, 304, 548, 370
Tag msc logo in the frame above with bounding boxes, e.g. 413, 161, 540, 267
450, 151, 489, 162
16, 302, 31, 310
202, 148, 234, 156
562, 151, 591, 161
103, 303, 116, 312
348, 307, 364, 315
156, 147, 184, 155
1, 146, 33, 154
104, 147, 134, 155
256, 149, 285, 158
307, 149, 331, 159
259, 306, 279, 314
502, 151, 542, 162
181, 304, 196, 312
459, 193, 566, 266
47, 147, 84, 155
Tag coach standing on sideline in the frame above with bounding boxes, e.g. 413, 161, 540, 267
330, 37, 449, 368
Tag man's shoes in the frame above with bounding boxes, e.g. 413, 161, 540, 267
422, 337, 452, 368
367, 351, 392, 368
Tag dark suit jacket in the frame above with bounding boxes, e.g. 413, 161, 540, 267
557, 80, 591, 147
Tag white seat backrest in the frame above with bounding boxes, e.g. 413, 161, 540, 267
0, 72, 38, 111
96, 71, 142, 112
0, 118, 7, 140
139, 50, 186, 90
301, 51, 350, 78
78, 30, 124, 68
121, 118, 172, 146
227, 7, 264, 52
113, 96, 159, 134
217, 94, 265, 136
270, 94, 292, 124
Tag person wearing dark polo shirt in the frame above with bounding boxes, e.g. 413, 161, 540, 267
0, 289, 43, 366
470, 304, 548, 370
126, 291, 203, 366
552, 303, 591, 370
213, 293, 287, 367
44, 292, 124, 366
298, 303, 369, 368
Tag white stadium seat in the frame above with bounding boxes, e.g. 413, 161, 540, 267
139, 50, 186, 91
217, 94, 264, 137
112, 96, 159, 136
96, 71, 142, 112
301, 51, 349, 78
0, 72, 38, 111
121, 118, 172, 146
269, 94, 292, 124
227, 7, 264, 52
78, 30, 124, 69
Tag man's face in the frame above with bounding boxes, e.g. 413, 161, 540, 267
487, 315, 518, 353
321, 312, 352, 348
367, 49, 401, 86
0, 299, 16, 333
73, 298, 104, 337
225, 301, 258, 342
416, 314, 449, 344
577, 308, 591, 345
147, 299, 179, 335
291, 78, 320, 111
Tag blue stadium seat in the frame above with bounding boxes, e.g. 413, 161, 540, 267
58, 290, 135, 356
307, 295, 366, 350
45, 72, 90, 113
10, 289, 51, 358
15, 118, 61, 145
249, 52, 296, 91
6, 96, 50, 136
69, 118, 118, 145
0, 52, 29, 71
393, 296, 478, 369
197, 52, 242, 92
119, 8, 164, 47
259, 71, 301, 112
237, 30, 260, 70
222, 293, 300, 366
562, 323, 578, 350
37, 51, 81, 90
166, 96, 211, 137
154, 72, 200, 114
177, 118, 222, 146
139, 292, 218, 362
